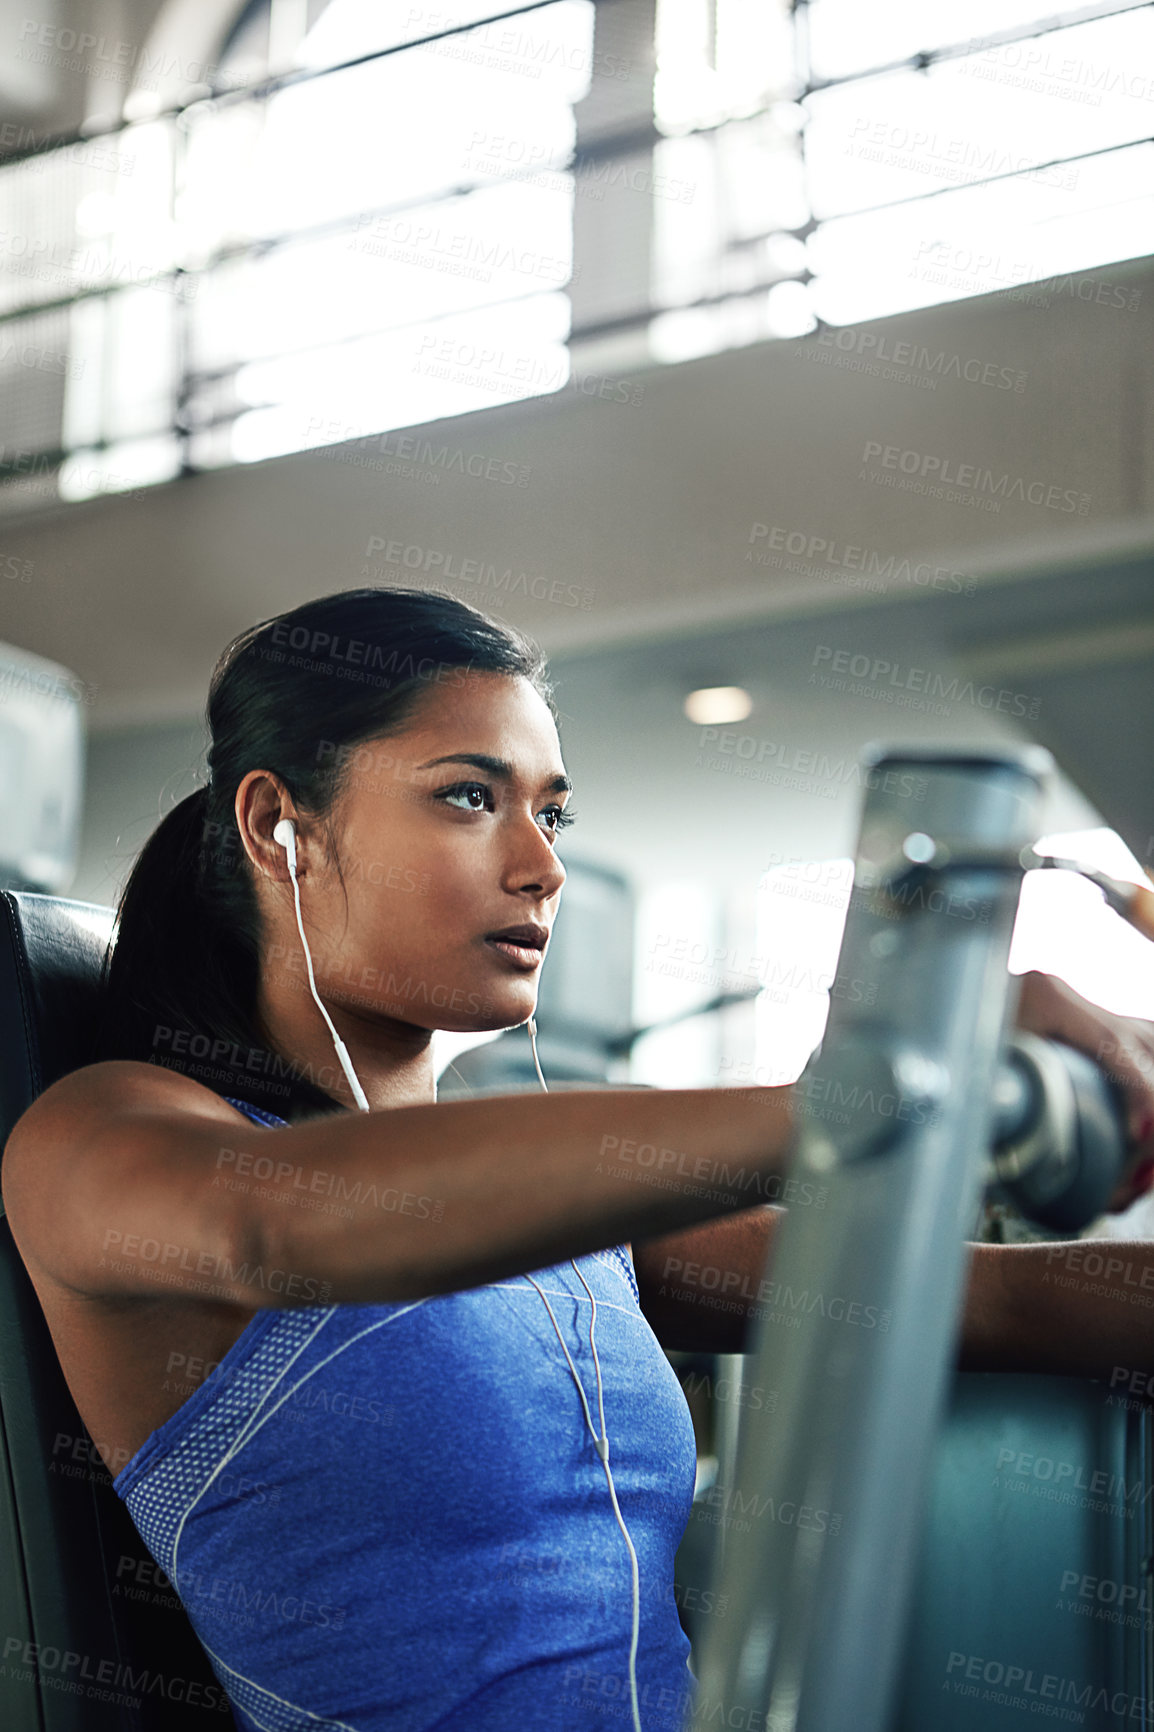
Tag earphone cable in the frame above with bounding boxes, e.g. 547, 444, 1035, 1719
524, 1264, 644, 1732
526, 1015, 643, 1732
278, 823, 371, 1111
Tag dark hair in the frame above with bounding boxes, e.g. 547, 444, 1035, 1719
94, 587, 555, 1121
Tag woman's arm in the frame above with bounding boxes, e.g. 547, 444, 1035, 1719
634, 1209, 782, 1352
633, 972, 1154, 1360
1, 1059, 795, 1310
960, 1240, 1154, 1378
636, 1214, 1154, 1378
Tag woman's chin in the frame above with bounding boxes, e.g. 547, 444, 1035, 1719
471, 1005, 537, 1035
432, 996, 537, 1036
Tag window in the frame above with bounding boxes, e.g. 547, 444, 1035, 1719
0, 0, 1149, 510
750, 827, 1154, 1097
183, 0, 593, 466
0, 0, 593, 506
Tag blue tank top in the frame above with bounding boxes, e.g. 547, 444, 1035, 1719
113, 1096, 700, 1730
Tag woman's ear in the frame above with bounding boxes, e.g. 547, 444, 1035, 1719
235, 770, 300, 880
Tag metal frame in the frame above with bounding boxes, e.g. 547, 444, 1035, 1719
689, 744, 1053, 1732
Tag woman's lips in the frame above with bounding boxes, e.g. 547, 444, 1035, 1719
484, 937, 543, 969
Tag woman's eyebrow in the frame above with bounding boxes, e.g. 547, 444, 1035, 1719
417, 752, 573, 795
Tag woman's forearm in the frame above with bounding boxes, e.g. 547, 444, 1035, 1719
246, 1086, 795, 1307
632, 1213, 1154, 1378
634, 1207, 783, 1352
960, 1239, 1154, 1379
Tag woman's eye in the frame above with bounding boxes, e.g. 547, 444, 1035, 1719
438, 784, 577, 831
440, 782, 492, 812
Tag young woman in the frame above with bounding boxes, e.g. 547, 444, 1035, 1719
4, 587, 1154, 1732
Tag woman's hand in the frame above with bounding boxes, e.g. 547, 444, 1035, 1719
1013, 969, 1154, 1211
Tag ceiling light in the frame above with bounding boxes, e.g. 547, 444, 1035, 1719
684, 686, 752, 724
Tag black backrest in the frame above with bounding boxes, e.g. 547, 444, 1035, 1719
0, 890, 236, 1729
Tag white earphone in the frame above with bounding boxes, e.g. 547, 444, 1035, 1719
272, 816, 644, 1731
273, 817, 371, 1112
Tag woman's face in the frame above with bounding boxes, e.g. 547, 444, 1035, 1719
253, 669, 571, 1041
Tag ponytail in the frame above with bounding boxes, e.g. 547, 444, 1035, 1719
95, 784, 313, 1118
107, 789, 217, 1015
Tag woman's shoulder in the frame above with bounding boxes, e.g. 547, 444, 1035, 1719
8, 1059, 253, 1146
2, 1060, 257, 1275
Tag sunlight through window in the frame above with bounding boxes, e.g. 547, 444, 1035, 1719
4, 0, 1152, 506
750, 828, 1154, 1089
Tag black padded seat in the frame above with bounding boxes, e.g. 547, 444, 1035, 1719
0, 890, 237, 1730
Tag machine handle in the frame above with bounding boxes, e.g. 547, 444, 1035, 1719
991, 1032, 1128, 1231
